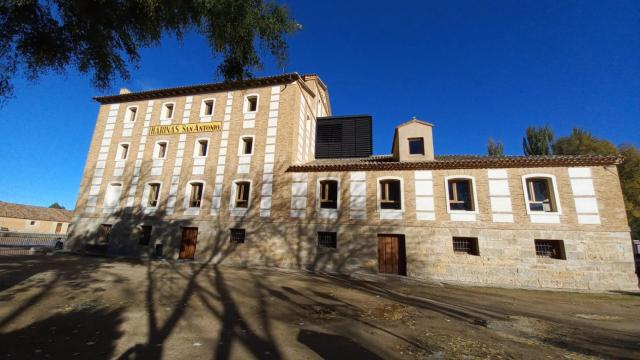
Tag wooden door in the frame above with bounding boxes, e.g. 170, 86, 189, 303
179, 227, 198, 260
377, 234, 406, 275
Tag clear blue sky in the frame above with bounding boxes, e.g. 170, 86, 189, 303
0, 0, 638, 209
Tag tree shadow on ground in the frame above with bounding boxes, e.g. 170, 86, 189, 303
0, 307, 124, 360
297, 329, 383, 360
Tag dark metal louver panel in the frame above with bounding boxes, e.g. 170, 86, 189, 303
315, 115, 372, 159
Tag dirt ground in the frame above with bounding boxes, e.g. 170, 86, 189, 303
0, 254, 639, 360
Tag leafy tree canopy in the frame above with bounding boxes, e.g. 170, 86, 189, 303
49, 202, 66, 209
522, 125, 554, 155
552, 128, 618, 156
0, 0, 298, 102
487, 138, 504, 157
618, 144, 640, 239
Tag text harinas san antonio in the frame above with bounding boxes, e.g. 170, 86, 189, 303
149, 122, 222, 136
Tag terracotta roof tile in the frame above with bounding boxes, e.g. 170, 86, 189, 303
0, 201, 73, 223
287, 155, 623, 172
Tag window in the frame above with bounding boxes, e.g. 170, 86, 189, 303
99, 224, 112, 244
55, 223, 63, 233
448, 179, 474, 211
189, 183, 203, 208
245, 95, 258, 112
155, 142, 167, 159
317, 232, 337, 248
535, 240, 565, 259
162, 103, 174, 119
126, 107, 137, 122
241, 136, 253, 155
234, 181, 250, 208
104, 183, 122, 208
525, 177, 556, 212
230, 228, 245, 244
408, 138, 425, 155
147, 183, 161, 207
196, 139, 208, 157
319, 180, 338, 209
379, 179, 402, 210
118, 143, 129, 160
29, 220, 37, 226
201, 99, 215, 116
452, 237, 479, 256
139, 225, 152, 246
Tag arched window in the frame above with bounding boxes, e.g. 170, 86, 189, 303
524, 176, 558, 212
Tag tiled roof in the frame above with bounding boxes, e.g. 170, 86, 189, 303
0, 201, 73, 223
287, 154, 624, 172
94, 72, 316, 104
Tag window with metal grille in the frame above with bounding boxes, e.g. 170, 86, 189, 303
99, 224, 112, 244
452, 237, 479, 255
139, 225, 152, 245
230, 228, 245, 244
317, 124, 342, 143
535, 240, 565, 259
319, 180, 338, 209
317, 232, 337, 248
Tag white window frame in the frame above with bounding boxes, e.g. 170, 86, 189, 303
376, 176, 405, 213
104, 182, 123, 210
153, 141, 168, 159
243, 93, 259, 113
142, 181, 163, 209
229, 179, 253, 213
521, 174, 562, 215
193, 137, 210, 158
161, 102, 176, 120
184, 181, 206, 213
199, 98, 216, 118
116, 142, 131, 161
316, 177, 341, 211
237, 135, 256, 156
444, 175, 479, 214
125, 106, 138, 122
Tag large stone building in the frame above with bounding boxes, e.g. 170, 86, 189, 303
67, 73, 638, 291
0, 201, 72, 234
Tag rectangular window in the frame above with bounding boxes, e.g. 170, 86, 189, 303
140, 225, 152, 245
319, 180, 338, 209
119, 144, 129, 160
126, 107, 137, 122
235, 182, 250, 208
380, 180, 402, 210
230, 228, 245, 244
197, 140, 208, 157
408, 138, 425, 155
29, 220, 37, 226
448, 179, 474, 211
317, 232, 337, 248
55, 223, 63, 233
104, 183, 122, 208
526, 178, 555, 212
163, 103, 174, 119
535, 240, 565, 259
147, 183, 160, 207
202, 99, 214, 116
452, 237, 479, 255
155, 142, 167, 158
99, 224, 112, 244
242, 137, 253, 155
246, 95, 258, 112
189, 183, 203, 208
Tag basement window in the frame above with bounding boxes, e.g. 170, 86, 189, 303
139, 225, 152, 246
408, 137, 425, 155
230, 228, 246, 244
99, 224, 112, 244
452, 237, 479, 256
535, 240, 566, 260
317, 232, 337, 248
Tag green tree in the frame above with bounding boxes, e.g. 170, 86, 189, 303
618, 144, 640, 239
49, 202, 66, 209
487, 138, 504, 157
522, 125, 554, 155
0, 0, 298, 102
552, 128, 618, 155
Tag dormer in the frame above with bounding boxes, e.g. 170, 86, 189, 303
391, 118, 435, 162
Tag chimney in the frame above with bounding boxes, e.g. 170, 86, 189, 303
119, 88, 131, 95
